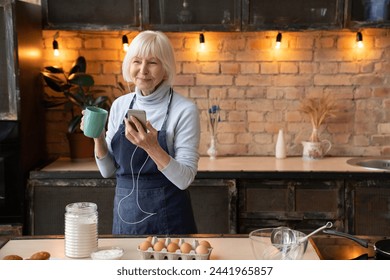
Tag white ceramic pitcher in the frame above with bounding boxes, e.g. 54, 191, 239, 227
302, 140, 331, 160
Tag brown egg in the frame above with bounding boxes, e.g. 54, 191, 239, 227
180, 242, 193, 254
199, 240, 211, 248
195, 244, 209, 255
153, 241, 166, 252
145, 236, 153, 242
171, 238, 180, 244
139, 240, 153, 251
167, 242, 180, 253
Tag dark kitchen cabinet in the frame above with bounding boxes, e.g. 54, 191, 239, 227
0, 0, 46, 231
237, 178, 345, 234
141, 0, 241, 31
40, 0, 390, 31
345, 179, 390, 236
27, 172, 237, 235
242, 0, 344, 31
346, 0, 390, 28
41, 0, 141, 30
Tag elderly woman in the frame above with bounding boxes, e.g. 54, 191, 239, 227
84, 31, 200, 235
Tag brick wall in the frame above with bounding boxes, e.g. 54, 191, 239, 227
42, 29, 390, 158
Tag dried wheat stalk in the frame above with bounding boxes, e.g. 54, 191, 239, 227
299, 95, 337, 142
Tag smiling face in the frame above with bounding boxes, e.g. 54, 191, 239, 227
130, 56, 166, 96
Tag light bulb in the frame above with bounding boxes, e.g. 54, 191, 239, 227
199, 33, 205, 51
356, 32, 363, 48
52, 39, 59, 57
275, 32, 282, 49
122, 35, 129, 52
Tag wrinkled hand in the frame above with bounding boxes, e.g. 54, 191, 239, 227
124, 116, 159, 151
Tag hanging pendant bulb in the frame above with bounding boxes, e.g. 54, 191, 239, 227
52, 39, 59, 57
122, 35, 129, 52
199, 33, 205, 51
356, 31, 363, 48
52, 31, 60, 57
275, 32, 282, 49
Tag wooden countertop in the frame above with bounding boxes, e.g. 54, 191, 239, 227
0, 235, 320, 260
39, 156, 387, 173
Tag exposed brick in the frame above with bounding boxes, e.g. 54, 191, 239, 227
41, 30, 390, 158
221, 62, 240, 74
261, 62, 278, 74
241, 63, 259, 74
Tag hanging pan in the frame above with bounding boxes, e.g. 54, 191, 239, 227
323, 229, 390, 260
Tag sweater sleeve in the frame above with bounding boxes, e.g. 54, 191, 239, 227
160, 101, 200, 190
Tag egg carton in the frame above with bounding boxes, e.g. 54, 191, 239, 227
137, 237, 212, 260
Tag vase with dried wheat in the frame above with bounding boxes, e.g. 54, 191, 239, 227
299, 95, 337, 159
299, 95, 337, 142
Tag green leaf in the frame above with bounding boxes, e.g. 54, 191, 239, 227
44, 66, 64, 74
68, 115, 82, 134
42, 73, 67, 92
64, 91, 84, 107
69, 56, 87, 75
93, 96, 109, 107
68, 73, 94, 87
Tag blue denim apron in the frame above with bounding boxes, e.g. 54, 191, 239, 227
111, 89, 197, 235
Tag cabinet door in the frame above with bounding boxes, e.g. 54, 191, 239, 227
42, 0, 141, 30
238, 179, 344, 233
242, 0, 344, 31
346, 0, 390, 28
346, 180, 390, 235
27, 179, 116, 235
189, 179, 237, 234
0, 0, 18, 120
142, 0, 241, 31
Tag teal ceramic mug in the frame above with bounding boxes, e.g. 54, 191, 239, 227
83, 106, 108, 138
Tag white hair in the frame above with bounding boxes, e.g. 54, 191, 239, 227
122, 31, 176, 85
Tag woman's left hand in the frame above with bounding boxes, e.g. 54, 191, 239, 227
124, 116, 159, 151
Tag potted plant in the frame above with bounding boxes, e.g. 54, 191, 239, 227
299, 95, 337, 160
42, 56, 110, 160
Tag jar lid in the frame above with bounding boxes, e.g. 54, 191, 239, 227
66, 202, 97, 214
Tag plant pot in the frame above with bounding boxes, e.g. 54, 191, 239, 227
67, 132, 94, 161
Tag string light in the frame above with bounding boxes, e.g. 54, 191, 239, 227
53, 31, 59, 57
122, 35, 129, 52
199, 33, 205, 51
275, 32, 282, 49
356, 31, 363, 48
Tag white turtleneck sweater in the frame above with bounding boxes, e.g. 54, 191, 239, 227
95, 85, 200, 190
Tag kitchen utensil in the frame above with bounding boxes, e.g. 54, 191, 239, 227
267, 222, 333, 259
297, 221, 333, 243
270, 226, 296, 246
250, 228, 308, 260
323, 229, 390, 260
271, 221, 333, 246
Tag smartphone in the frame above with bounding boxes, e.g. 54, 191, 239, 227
127, 109, 147, 131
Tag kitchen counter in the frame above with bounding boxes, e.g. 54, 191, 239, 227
0, 235, 320, 260
31, 156, 390, 180
39, 156, 381, 172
